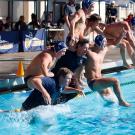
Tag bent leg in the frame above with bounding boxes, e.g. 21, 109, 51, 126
123, 21, 135, 51
92, 77, 131, 107
119, 42, 131, 68
123, 39, 135, 66
99, 88, 118, 103
27, 76, 51, 104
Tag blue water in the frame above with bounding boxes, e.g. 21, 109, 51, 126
0, 69, 135, 135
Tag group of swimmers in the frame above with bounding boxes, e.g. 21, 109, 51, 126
21, 0, 134, 111
1, 0, 133, 113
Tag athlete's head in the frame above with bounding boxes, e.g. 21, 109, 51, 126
86, 13, 101, 27
82, 0, 95, 12
56, 67, 73, 87
50, 41, 67, 57
95, 35, 107, 49
76, 39, 89, 55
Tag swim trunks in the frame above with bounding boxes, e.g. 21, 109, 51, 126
22, 77, 57, 110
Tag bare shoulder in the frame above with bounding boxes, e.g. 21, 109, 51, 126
87, 49, 95, 56
76, 9, 85, 17
99, 47, 108, 55
40, 51, 52, 60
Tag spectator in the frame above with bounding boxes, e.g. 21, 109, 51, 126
41, 12, 53, 28
64, 0, 76, 42
106, 1, 117, 24
14, 16, 27, 31
0, 20, 4, 31
28, 13, 40, 30
4, 17, 12, 31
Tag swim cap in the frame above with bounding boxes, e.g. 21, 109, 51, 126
95, 35, 107, 48
82, 0, 94, 9
51, 41, 67, 52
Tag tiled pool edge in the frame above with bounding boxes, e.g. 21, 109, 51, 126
0, 59, 133, 93
102, 59, 133, 74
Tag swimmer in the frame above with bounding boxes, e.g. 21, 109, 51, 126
99, 22, 135, 67
24, 41, 67, 105
103, 21, 135, 54
22, 68, 84, 111
67, 0, 95, 50
85, 35, 131, 107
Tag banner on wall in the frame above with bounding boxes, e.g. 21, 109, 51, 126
23, 28, 45, 52
0, 31, 19, 54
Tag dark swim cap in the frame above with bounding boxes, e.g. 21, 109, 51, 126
95, 35, 107, 48
82, 0, 94, 9
51, 41, 67, 52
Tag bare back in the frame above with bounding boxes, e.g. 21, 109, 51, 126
25, 50, 53, 77
104, 21, 129, 38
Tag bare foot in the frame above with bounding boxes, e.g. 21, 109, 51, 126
119, 101, 131, 107
123, 64, 134, 69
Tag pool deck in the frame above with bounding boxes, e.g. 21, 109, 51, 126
0, 47, 132, 93
0, 46, 132, 77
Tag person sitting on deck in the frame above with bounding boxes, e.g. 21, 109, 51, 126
24, 41, 67, 105
22, 67, 83, 111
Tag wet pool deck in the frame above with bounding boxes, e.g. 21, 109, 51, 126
0, 47, 132, 78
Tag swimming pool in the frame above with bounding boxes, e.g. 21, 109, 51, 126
0, 69, 135, 135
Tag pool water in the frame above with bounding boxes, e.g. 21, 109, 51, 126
0, 69, 135, 135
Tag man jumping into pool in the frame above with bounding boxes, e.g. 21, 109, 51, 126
85, 35, 131, 107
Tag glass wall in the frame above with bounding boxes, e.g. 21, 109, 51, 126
13, 1, 35, 23
0, 1, 9, 22
13, 1, 23, 22
40, 1, 45, 21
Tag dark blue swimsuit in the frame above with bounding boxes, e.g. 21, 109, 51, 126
22, 77, 58, 110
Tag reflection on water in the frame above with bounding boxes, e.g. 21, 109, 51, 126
0, 69, 135, 134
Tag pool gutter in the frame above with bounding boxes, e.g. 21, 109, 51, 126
0, 59, 133, 94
